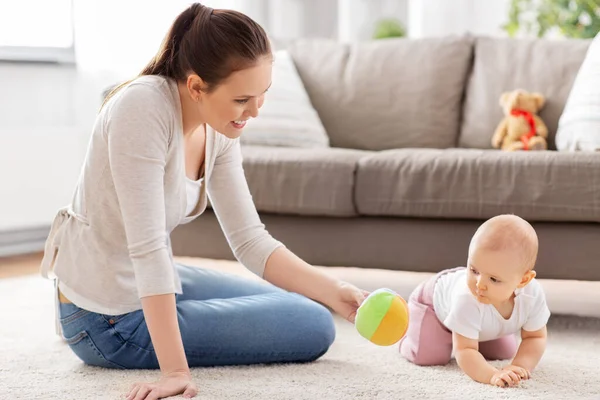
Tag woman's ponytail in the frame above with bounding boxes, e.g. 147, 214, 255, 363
139, 3, 208, 77
101, 2, 270, 109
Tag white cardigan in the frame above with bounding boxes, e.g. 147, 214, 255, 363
41, 75, 283, 317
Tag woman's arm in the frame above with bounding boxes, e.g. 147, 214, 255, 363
141, 294, 189, 375
107, 85, 195, 393
262, 246, 339, 306
206, 138, 284, 277
262, 247, 366, 322
128, 293, 197, 400
207, 138, 366, 320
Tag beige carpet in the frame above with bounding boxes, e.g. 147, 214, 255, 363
3, 258, 600, 400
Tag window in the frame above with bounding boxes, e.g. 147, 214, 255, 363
0, 0, 74, 63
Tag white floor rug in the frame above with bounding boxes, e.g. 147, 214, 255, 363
2, 258, 600, 400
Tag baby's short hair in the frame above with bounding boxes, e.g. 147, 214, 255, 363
469, 214, 539, 271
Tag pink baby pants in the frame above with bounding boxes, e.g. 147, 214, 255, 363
399, 267, 518, 366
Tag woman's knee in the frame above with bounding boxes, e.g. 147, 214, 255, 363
289, 294, 336, 360
310, 300, 336, 349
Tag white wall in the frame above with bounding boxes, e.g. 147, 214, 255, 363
0, 64, 114, 231
0, 0, 215, 233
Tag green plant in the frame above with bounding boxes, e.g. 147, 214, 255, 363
503, 0, 600, 39
373, 18, 406, 39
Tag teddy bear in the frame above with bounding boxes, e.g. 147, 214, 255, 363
491, 89, 549, 151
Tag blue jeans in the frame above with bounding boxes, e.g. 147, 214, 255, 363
59, 265, 336, 369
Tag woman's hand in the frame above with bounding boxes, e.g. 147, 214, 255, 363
126, 371, 198, 400
326, 281, 369, 323
262, 248, 369, 323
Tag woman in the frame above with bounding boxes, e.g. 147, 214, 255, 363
40, 3, 367, 400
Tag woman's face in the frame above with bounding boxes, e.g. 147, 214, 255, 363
199, 56, 272, 139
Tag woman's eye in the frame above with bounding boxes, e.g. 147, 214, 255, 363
235, 99, 249, 104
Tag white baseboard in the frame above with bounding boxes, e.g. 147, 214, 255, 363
0, 226, 50, 258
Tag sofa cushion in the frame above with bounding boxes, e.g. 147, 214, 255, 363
459, 37, 592, 150
355, 149, 600, 222
241, 146, 370, 217
288, 35, 474, 151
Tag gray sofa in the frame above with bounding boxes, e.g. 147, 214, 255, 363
171, 35, 600, 281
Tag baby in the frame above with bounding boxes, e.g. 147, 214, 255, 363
400, 214, 551, 387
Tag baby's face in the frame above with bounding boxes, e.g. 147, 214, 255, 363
466, 246, 529, 306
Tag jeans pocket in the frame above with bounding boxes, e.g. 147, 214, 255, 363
60, 308, 91, 325
65, 330, 124, 369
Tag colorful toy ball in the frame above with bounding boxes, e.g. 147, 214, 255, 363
355, 288, 409, 346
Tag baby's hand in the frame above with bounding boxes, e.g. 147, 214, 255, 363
503, 365, 531, 381
489, 369, 521, 388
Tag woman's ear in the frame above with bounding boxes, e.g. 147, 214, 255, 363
186, 74, 206, 102
517, 270, 536, 288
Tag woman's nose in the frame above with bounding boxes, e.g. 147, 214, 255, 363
247, 99, 259, 118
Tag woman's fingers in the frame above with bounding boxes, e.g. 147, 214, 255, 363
144, 389, 161, 400
133, 384, 152, 400
183, 382, 199, 398
127, 384, 140, 400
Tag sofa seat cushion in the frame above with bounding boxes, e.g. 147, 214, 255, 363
240, 146, 371, 217
355, 149, 600, 222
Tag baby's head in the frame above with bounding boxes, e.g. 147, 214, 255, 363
466, 214, 538, 305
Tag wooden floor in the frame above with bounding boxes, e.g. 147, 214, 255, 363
0, 252, 43, 279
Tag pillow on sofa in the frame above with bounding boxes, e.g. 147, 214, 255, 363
555, 33, 600, 152
288, 36, 475, 150
239, 50, 330, 148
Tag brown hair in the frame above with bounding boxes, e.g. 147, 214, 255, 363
102, 2, 271, 108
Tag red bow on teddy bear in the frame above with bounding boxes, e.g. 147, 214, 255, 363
510, 109, 537, 150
